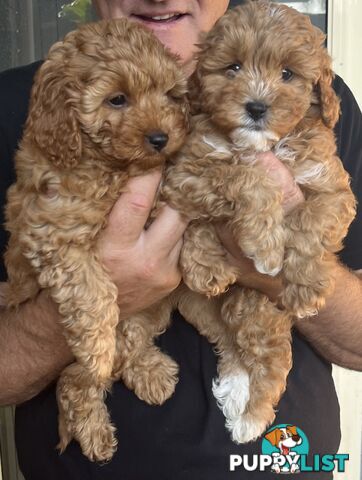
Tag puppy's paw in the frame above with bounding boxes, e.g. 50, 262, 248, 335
78, 420, 118, 463
213, 371, 275, 444
252, 250, 284, 277
183, 264, 237, 297
229, 408, 275, 444
281, 284, 325, 318
124, 354, 179, 405
213, 370, 253, 440
57, 390, 117, 462
57, 415, 74, 454
271, 463, 281, 473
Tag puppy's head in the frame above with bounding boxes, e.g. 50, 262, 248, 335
190, 1, 339, 149
26, 19, 189, 171
265, 425, 302, 452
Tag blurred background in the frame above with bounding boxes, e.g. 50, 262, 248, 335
0, 1, 361, 479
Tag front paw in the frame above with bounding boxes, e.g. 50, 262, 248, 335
212, 371, 272, 443
281, 284, 326, 318
79, 420, 117, 463
229, 409, 274, 444
271, 463, 281, 474
252, 250, 284, 277
182, 263, 237, 297
58, 403, 117, 462
123, 354, 179, 405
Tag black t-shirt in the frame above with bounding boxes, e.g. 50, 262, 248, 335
0, 62, 361, 480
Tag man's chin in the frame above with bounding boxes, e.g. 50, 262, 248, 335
130, 17, 195, 61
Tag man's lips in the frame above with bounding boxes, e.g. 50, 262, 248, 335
131, 13, 188, 25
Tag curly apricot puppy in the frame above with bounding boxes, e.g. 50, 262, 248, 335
119, 1, 356, 445
5, 19, 189, 461
162, 1, 356, 442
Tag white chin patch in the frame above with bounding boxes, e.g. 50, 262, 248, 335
230, 128, 279, 152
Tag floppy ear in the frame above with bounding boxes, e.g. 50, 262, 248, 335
287, 425, 298, 436
187, 32, 211, 115
265, 429, 279, 446
316, 52, 340, 129
26, 41, 82, 169
187, 67, 203, 115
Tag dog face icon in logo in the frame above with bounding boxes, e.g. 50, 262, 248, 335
263, 425, 307, 474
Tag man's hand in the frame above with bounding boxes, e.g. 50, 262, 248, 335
98, 170, 188, 317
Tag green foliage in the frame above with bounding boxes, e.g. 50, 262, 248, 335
58, 0, 94, 23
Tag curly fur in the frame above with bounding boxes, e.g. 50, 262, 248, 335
116, 0, 356, 447
5, 19, 189, 461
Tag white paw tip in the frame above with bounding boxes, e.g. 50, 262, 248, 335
212, 371, 250, 420
253, 259, 282, 277
229, 415, 269, 444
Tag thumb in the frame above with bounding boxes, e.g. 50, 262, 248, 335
257, 152, 304, 214
103, 170, 162, 246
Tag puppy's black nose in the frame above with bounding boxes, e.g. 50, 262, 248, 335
292, 434, 300, 442
246, 101, 268, 120
147, 132, 169, 151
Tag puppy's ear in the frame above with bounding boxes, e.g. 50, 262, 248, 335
187, 33, 210, 115
187, 69, 203, 115
27, 40, 82, 169
316, 51, 340, 129
265, 429, 279, 446
287, 425, 298, 436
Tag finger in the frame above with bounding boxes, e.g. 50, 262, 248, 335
256, 152, 304, 214
215, 223, 241, 259
147, 206, 188, 254
105, 171, 162, 244
166, 238, 184, 289
168, 237, 184, 264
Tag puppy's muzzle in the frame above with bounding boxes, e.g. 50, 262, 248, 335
146, 131, 169, 152
246, 101, 268, 121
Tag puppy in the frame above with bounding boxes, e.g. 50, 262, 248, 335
117, 0, 356, 446
265, 425, 302, 473
5, 19, 189, 461
164, 0, 356, 440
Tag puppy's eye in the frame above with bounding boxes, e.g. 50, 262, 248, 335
282, 68, 294, 81
167, 91, 184, 103
227, 63, 242, 72
225, 63, 242, 79
107, 94, 127, 108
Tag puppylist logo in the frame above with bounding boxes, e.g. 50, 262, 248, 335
230, 424, 349, 474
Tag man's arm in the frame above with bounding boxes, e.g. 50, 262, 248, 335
295, 265, 362, 370
0, 172, 188, 406
0, 290, 72, 405
218, 228, 362, 370
217, 233, 362, 370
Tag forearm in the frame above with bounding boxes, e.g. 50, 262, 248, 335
236, 261, 362, 370
295, 264, 362, 370
0, 288, 73, 405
